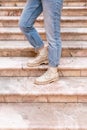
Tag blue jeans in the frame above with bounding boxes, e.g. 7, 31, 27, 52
19, 0, 63, 67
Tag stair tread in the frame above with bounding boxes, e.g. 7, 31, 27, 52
0, 57, 87, 69
0, 40, 87, 49
0, 76, 87, 95
0, 76, 87, 102
1, 27, 87, 33
1, 16, 87, 20
0, 103, 86, 129
0, 6, 87, 9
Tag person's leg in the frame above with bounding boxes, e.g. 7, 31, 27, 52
19, 0, 48, 67
19, 0, 44, 50
35, 0, 63, 85
42, 0, 63, 67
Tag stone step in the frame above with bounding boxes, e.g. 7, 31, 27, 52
64, 0, 87, 7
0, 57, 87, 77
1, 16, 87, 28
0, 103, 86, 130
0, 77, 87, 102
0, 7, 87, 16
0, 27, 87, 41
0, 16, 44, 27
0, 40, 87, 57
0, 0, 25, 7
0, 0, 86, 7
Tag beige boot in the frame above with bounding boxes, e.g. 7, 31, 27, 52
27, 47, 48, 67
34, 67, 59, 85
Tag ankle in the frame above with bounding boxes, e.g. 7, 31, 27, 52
38, 45, 45, 52
48, 66, 58, 73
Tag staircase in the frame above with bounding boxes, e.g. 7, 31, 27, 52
0, 0, 87, 129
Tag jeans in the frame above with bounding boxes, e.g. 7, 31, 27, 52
19, 0, 63, 67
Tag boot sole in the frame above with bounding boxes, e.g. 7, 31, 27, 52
34, 77, 59, 85
27, 60, 48, 67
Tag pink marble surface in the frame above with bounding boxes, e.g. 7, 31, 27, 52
0, 41, 87, 57
0, 57, 87, 70
0, 57, 87, 77
1, 27, 87, 33
0, 77, 87, 102
0, 103, 86, 129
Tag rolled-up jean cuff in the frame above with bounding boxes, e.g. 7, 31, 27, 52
48, 63, 59, 68
34, 43, 44, 53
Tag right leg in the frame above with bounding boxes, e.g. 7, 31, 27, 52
19, 0, 44, 50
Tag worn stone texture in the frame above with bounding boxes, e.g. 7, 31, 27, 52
0, 1, 86, 130
0, 103, 86, 129
0, 77, 87, 103
0, 0, 86, 7
0, 40, 87, 57
0, 6, 87, 16
0, 1, 86, 129
0, 57, 87, 76
1, 27, 87, 41
1, 16, 87, 28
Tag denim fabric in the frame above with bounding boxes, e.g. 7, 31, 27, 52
19, 0, 63, 67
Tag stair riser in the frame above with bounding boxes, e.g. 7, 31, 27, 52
64, 2, 87, 6
0, 48, 87, 57
62, 9, 87, 16
61, 20, 87, 28
0, 20, 45, 28
0, 69, 87, 77
0, 33, 87, 41
0, 19, 87, 28
0, 9, 87, 16
0, 1, 86, 7
0, 2, 25, 7
0, 95, 86, 103
62, 49, 87, 57
0, 49, 36, 57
